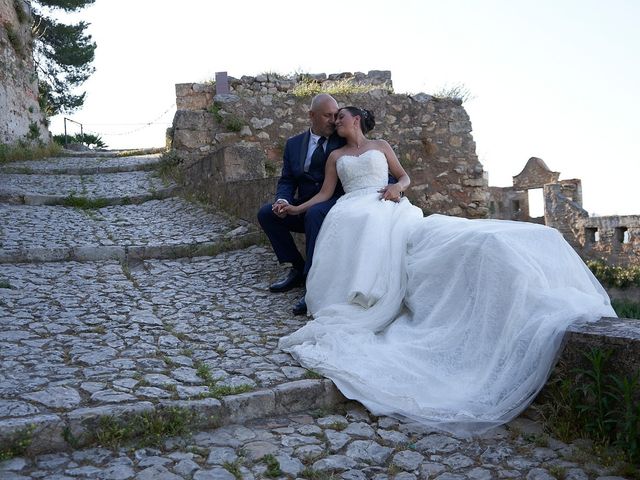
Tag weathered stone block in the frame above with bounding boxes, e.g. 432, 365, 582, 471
222, 390, 276, 423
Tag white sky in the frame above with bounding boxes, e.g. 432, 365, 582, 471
49, 0, 640, 216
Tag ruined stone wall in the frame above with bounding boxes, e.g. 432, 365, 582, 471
488, 186, 529, 221
581, 215, 640, 267
543, 182, 640, 266
0, 0, 49, 145
170, 71, 488, 223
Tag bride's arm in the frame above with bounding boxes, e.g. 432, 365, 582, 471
378, 140, 410, 201
282, 153, 339, 215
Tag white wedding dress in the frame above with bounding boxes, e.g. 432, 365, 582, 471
279, 149, 615, 436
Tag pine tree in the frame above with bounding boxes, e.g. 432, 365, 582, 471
31, 0, 96, 116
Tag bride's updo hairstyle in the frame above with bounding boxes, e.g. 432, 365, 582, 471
340, 106, 376, 134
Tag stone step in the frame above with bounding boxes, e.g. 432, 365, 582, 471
0, 170, 175, 206
0, 246, 320, 455
0, 198, 258, 263
0, 153, 164, 175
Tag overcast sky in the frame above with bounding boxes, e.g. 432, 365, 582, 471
49, 0, 640, 216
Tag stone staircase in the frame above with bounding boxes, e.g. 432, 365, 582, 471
0, 152, 342, 453
0, 151, 632, 478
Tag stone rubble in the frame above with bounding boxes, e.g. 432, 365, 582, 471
0, 152, 630, 479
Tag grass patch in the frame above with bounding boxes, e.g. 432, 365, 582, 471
0, 141, 62, 163
292, 76, 389, 97
432, 82, 474, 103
304, 369, 323, 380
223, 459, 243, 479
62, 194, 110, 209
0, 280, 12, 289
262, 454, 282, 478
612, 299, 640, 319
194, 360, 254, 399
92, 407, 195, 449
0, 424, 35, 460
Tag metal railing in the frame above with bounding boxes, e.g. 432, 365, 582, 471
63, 117, 83, 147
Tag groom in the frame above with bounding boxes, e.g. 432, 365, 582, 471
257, 93, 345, 315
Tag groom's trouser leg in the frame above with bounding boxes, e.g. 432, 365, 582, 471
257, 203, 305, 270
303, 198, 337, 275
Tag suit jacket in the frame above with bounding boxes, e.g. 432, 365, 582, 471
275, 130, 346, 205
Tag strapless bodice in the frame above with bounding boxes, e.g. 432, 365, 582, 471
336, 150, 388, 194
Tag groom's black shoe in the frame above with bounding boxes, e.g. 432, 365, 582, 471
292, 295, 307, 316
269, 268, 305, 293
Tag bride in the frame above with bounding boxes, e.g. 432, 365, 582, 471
279, 106, 615, 435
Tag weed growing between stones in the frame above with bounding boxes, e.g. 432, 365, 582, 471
223, 459, 244, 479
208, 102, 246, 132
304, 369, 323, 380
157, 150, 184, 185
0, 280, 12, 289
62, 193, 110, 209
193, 360, 254, 399
300, 467, 338, 479
90, 407, 195, 450
262, 454, 283, 477
0, 424, 35, 460
536, 347, 640, 472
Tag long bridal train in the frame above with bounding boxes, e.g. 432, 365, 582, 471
278, 150, 615, 436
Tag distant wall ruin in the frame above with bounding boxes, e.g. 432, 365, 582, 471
169, 71, 488, 223
489, 157, 639, 267
0, 0, 49, 145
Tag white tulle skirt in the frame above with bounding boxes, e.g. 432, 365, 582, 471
279, 190, 615, 436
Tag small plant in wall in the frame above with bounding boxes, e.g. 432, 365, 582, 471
208, 101, 245, 133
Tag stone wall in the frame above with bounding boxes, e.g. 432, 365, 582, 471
170, 71, 488, 223
0, 0, 49, 145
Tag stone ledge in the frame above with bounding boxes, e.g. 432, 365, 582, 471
0, 232, 263, 264
0, 187, 180, 207
0, 380, 347, 456
557, 316, 640, 380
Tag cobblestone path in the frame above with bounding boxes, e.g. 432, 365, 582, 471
0, 153, 628, 479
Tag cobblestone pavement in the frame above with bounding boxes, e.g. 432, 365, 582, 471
0, 153, 629, 479
0, 171, 171, 202
0, 154, 163, 175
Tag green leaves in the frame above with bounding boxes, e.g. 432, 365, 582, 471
31, 0, 96, 115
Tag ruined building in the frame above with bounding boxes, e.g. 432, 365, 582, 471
488, 157, 639, 266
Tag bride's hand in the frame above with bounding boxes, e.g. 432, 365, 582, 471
282, 204, 302, 216
378, 184, 404, 202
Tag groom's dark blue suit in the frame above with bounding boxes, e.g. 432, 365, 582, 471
258, 130, 346, 275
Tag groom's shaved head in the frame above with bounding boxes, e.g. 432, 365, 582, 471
310, 94, 338, 112
309, 94, 339, 137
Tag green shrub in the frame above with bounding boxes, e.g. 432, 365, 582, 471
537, 347, 640, 466
588, 260, 640, 289
53, 133, 107, 149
